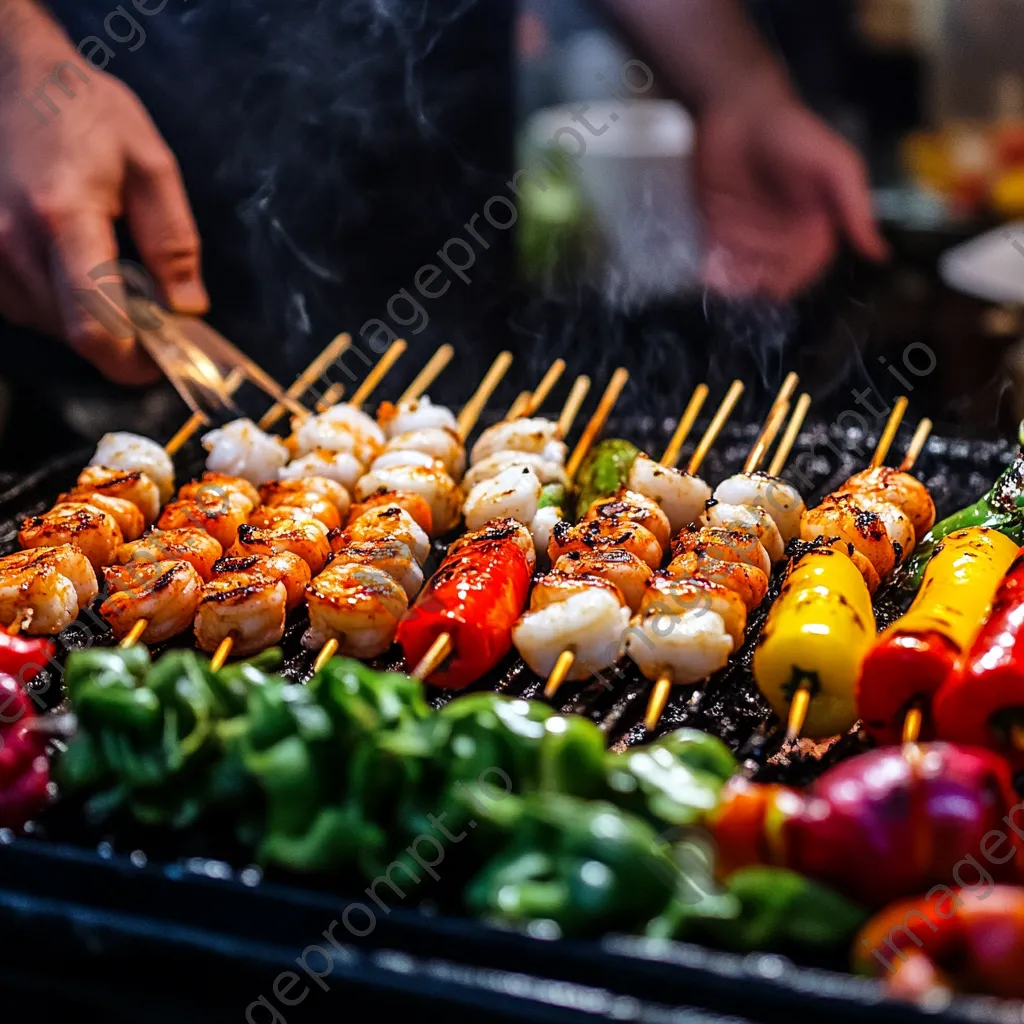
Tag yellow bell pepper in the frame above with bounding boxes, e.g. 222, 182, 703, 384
753, 548, 875, 739
892, 527, 1019, 654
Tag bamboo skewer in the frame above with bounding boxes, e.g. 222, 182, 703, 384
347, 340, 407, 410
418, 369, 617, 686
644, 378, 786, 733
398, 344, 454, 405
661, 384, 709, 469
455, 352, 514, 441
524, 359, 566, 417
257, 333, 351, 429
767, 393, 811, 478
565, 368, 629, 480
786, 403, 929, 744
315, 383, 346, 412
507, 392, 532, 421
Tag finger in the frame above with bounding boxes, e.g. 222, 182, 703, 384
819, 149, 890, 263
124, 122, 208, 316
47, 211, 161, 385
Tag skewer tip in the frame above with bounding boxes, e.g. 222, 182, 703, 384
411, 632, 453, 681
210, 636, 234, 672
120, 619, 149, 648
312, 637, 340, 674
543, 649, 576, 699
901, 704, 923, 746
644, 674, 674, 733
785, 685, 811, 743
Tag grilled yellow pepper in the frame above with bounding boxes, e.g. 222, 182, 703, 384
753, 548, 875, 739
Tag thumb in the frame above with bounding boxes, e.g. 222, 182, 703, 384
124, 125, 209, 316
819, 147, 889, 263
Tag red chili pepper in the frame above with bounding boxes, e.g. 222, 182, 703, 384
858, 631, 958, 744
0, 632, 55, 685
0, 675, 50, 830
934, 549, 1024, 764
397, 519, 532, 689
710, 744, 1024, 907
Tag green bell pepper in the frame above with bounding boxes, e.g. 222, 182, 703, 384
574, 439, 640, 519
538, 483, 568, 513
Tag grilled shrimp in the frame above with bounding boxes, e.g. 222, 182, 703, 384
293, 404, 385, 464
670, 526, 772, 578
370, 449, 438, 473
0, 557, 77, 634
463, 452, 570, 492
703, 502, 785, 564
303, 562, 408, 658
61, 491, 144, 542
19, 501, 124, 570
260, 476, 351, 517
75, 466, 161, 524
383, 428, 466, 479
548, 518, 663, 570
355, 464, 461, 536
91, 432, 174, 502
211, 552, 310, 611
278, 449, 364, 492
666, 551, 768, 611
713, 472, 805, 544
248, 492, 341, 531
583, 490, 672, 551
179, 472, 260, 510
202, 419, 290, 485
326, 540, 424, 600
527, 570, 626, 609
229, 518, 331, 575
513, 584, 630, 681
447, 517, 537, 571
838, 467, 936, 539
333, 504, 430, 566
851, 494, 915, 564
469, 418, 567, 465
463, 465, 542, 532
800, 495, 896, 579
554, 549, 653, 612
157, 490, 252, 552
116, 528, 223, 581
101, 560, 204, 644
642, 574, 747, 648
625, 608, 734, 685
194, 572, 287, 656
347, 491, 433, 538
626, 453, 711, 534
377, 395, 458, 437
0, 544, 98, 607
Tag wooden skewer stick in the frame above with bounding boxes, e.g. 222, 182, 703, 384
870, 396, 909, 468
315, 383, 346, 412
565, 368, 629, 480
397, 344, 454, 405
456, 351, 514, 441
6, 613, 25, 637
744, 401, 790, 476
557, 376, 591, 440
687, 380, 744, 476
312, 637, 339, 674
785, 686, 812, 743
507, 391, 532, 420
209, 635, 234, 672
523, 360, 566, 417
411, 632, 453, 681
120, 619, 148, 648
645, 380, 784, 734
900, 418, 933, 472
767, 393, 812, 478
348, 340, 408, 410
902, 703, 924, 747
258, 333, 351, 429
660, 384, 709, 468
165, 368, 248, 457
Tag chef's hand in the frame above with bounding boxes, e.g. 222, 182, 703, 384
0, 0, 207, 383
697, 85, 888, 299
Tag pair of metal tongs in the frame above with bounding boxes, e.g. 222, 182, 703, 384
125, 297, 308, 424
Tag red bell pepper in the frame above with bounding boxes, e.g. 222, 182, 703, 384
0, 674, 50, 829
0, 632, 55, 685
934, 549, 1024, 767
397, 519, 532, 689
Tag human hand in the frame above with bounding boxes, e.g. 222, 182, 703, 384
0, 0, 207, 383
697, 84, 888, 300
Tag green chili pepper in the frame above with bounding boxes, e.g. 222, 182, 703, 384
900, 423, 1024, 590
538, 483, 568, 513
574, 439, 639, 519
651, 729, 737, 784
64, 646, 150, 698
72, 681, 161, 734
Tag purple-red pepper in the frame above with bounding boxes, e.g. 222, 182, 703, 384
0, 673, 50, 829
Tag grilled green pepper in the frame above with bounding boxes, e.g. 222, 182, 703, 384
574, 438, 639, 519
538, 482, 568, 512
900, 421, 1024, 590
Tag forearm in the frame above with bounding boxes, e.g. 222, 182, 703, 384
0, 0, 71, 73
596, 0, 793, 112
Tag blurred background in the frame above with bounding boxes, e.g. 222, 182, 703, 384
10, 0, 1024, 466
